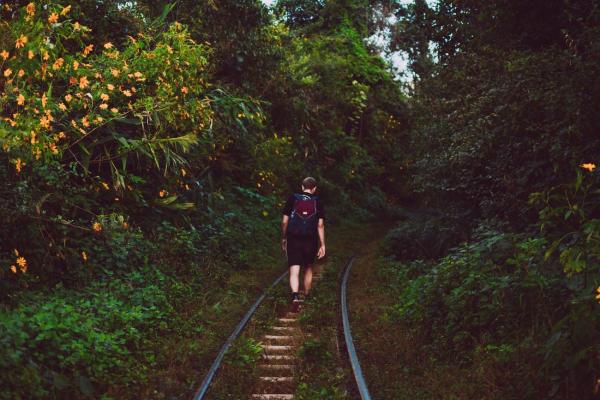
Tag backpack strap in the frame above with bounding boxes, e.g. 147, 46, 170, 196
293, 193, 318, 201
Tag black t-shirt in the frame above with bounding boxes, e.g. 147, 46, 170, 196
283, 192, 325, 239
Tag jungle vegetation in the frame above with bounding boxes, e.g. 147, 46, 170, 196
0, 0, 597, 399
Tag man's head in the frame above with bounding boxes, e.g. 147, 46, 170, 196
301, 177, 317, 194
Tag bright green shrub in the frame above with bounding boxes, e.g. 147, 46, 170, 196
0, 268, 172, 399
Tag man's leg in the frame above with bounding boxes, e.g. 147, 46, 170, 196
303, 264, 314, 296
289, 265, 301, 293
289, 264, 301, 311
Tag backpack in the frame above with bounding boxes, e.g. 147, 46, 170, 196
287, 193, 319, 237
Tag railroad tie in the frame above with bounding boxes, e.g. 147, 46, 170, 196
250, 274, 323, 399
251, 312, 302, 399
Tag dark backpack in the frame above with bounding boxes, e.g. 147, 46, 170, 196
287, 194, 319, 237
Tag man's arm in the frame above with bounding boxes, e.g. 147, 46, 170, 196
281, 215, 289, 252
317, 218, 326, 259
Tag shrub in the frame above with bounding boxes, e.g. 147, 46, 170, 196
383, 211, 470, 261
0, 268, 172, 399
388, 224, 599, 399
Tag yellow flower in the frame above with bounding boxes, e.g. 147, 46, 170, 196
100, 93, 109, 101
83, 44, 94, 56
101, 181, 109, 190
79, 76, 89, 89
17, 69, 25, 77
81, 116, 90, 127
107, 83, 115, 91
81, 251, 88, 262
73, 60, 79, 71
39, 116, 50, 129
58, 131, 66, 139
3, 68, 12, 77
52, 58, 64, 70
73, 22, 81, 31
92, 222, 102, 232
26, 3, 35, 16
1, 50, 8, 60
110, 68, 119, 77
58, 102, 66, 111
41, 93, 47, 108
48, 12, 59, 24
15, 158, 23, 173
64, 94, 72, 102
181, 168, 187, 176
16, 257, 26, 268
17, 94, 25, 105
121, 89, 132, 97
15, 35, 28, 49
99, 103, 108, 110
581, 163, 596, 172
159, 189, 168, 198
104, 42, 114, 49
10, 265, 17, 273
49, 142, 58, 155
27, 50, 34, 59
60, 5, 71, 16
110, 107, 118, 113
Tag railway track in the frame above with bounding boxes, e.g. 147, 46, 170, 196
192, 255, 372, 399
340, 256, 372, 400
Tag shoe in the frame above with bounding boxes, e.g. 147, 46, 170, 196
291, 292, 300, 313
298, 291, 306, 303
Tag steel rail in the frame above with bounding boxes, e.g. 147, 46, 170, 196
192, 269, 289, 400
340, 256, 372, 400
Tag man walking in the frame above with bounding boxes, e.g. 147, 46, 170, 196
281, 177, 326, 312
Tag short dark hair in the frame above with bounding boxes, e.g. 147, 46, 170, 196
302, 177, 317, 189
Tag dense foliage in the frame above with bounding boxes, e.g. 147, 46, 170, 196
1, 0, 598, 398
0, 0, 406, 398
377, 0, 600, 398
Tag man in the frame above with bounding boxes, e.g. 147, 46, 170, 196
281, 177, 326, 311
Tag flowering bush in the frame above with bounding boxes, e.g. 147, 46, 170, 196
0, 1, 270, 285
1, 2, 213, 183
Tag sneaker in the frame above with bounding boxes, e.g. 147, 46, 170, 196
291, 292, 300, 312
298, 291, 306, 303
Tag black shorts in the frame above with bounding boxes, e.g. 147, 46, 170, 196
286, 237, 318, 267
